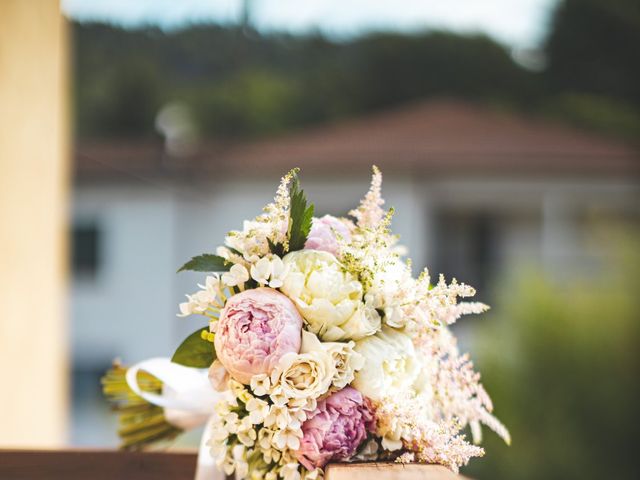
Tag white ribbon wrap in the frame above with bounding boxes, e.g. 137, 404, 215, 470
125, 357, 224, 480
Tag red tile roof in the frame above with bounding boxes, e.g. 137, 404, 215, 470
75, 99, 639, 181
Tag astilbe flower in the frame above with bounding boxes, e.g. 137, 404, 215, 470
349, 165, 385, 229
364, 261, 489, 340
296, 387, 374, 470
220, 169, 297, 263
425, 274, 489, 327
215, 288, 303, 384
339, 168, 406, 292
422, 327, 511, 445
374, 393, 485, 473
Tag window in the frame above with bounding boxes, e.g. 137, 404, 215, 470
432, 210, 498, 295
72, 223, 101, 278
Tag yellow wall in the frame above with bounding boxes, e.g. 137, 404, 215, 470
0, 0, 70, 446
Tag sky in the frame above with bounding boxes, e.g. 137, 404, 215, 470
62, 0, 559, 48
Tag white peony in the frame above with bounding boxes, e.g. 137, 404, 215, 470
280, 250, 380, 341
352, 327, 421, 401
366, 258, 415, 329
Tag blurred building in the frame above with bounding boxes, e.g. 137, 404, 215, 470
71, 99, 639, 443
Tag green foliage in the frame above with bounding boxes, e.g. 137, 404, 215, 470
268, 238, 286, 258
177, 254, 229, 273
465, 231, 640, 479
171, 328, 216, 368
545, 0, 640, 110
287, 175, 314, 252
72, 24, 537, 139
73, 3, 640, 142
192, 69, 303, 138
541, 93, 640, 140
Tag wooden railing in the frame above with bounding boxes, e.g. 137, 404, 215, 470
0, 451, 466, 479
0, 450, 197, 480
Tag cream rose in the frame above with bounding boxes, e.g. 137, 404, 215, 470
269, 333, 336, 403
280, 250, 380, 341
301, 329, 365, 389
324, 341, 364, 389
352, 327, 421, 401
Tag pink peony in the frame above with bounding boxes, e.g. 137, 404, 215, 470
304, 215, 352, 257
215, 287, 303, 384
296, 387, 374, 470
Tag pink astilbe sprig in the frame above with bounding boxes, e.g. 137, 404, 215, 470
373, 393, 485, 473
341, 166, 411, 291
421, 273, 490, 328
408, 420, 485, 473
423, 328, 511, 446
220, 169, 297, 263
349, 165, 385, 229
366, 267, 489, 338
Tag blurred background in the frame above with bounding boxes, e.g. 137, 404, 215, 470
1, 0, 638, 478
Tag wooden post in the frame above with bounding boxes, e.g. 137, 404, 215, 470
325, 463, 465, 480
0, 0, 70, 446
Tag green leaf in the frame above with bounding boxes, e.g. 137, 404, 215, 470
177, 254, 230, 273
224, 246, 244, 257
268, 238, 286, 257
288, 174, 315, 252
171, 328, 216, 368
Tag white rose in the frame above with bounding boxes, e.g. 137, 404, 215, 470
269, 340, 335, 402
324, 340, 364, 388
281, 250, 380, 341
300, 329, 364, 389
352, 327, 421, 401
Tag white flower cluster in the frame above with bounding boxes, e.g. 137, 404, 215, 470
177, 256, 289, 320
209, 330, 363, 480
177, 275, 225, 318
210, 388, 323, 480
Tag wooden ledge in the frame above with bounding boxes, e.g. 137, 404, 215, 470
0, 451, 467, 480
0, 449, 197, 480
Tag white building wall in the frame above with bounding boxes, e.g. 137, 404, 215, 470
72, 185, 179, 367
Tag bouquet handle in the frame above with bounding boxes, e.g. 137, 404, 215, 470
125, 357, 224, 479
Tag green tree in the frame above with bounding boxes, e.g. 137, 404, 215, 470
465, 232, 640, 479
542, 0, 640, 139
545, 0, 640, 106
72, 23, 536, 140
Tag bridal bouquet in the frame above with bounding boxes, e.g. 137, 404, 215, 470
103, 167, 509, 479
